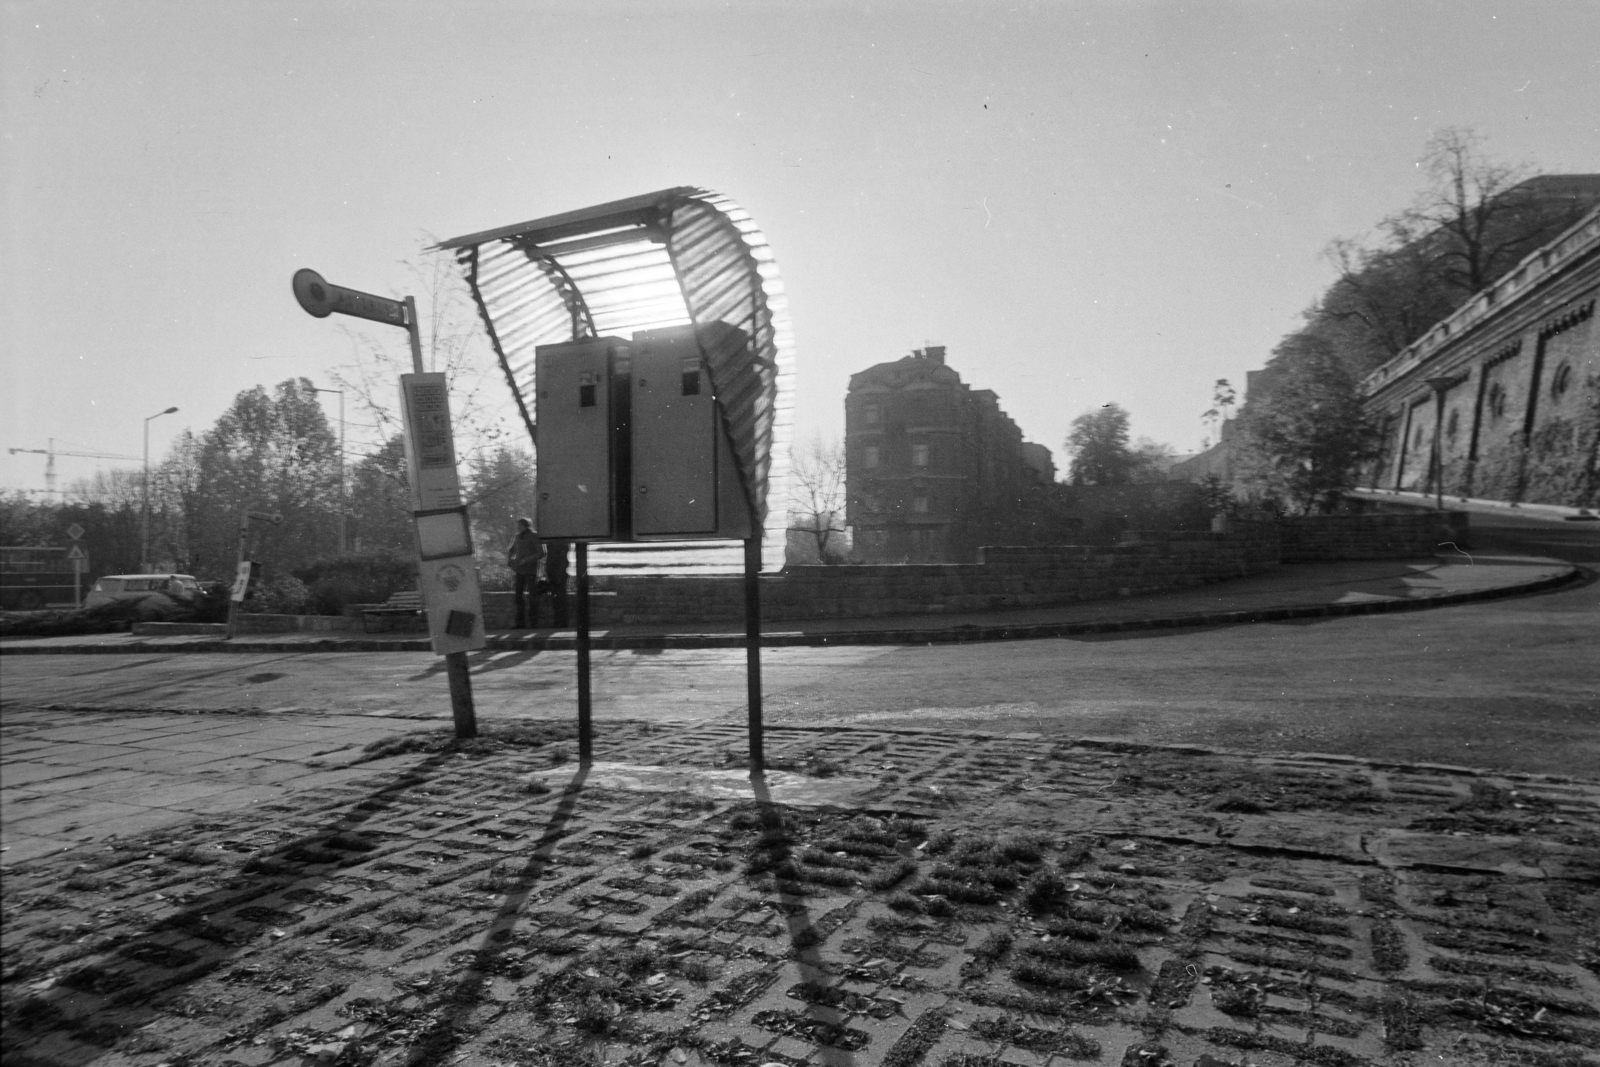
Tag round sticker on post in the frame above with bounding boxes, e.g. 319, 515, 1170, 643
437, 563, 465, 593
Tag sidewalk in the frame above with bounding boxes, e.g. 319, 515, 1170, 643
3, 710, 1597, 1067
0, 552, 1581, 655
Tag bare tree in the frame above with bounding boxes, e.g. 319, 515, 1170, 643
329, 237, 520, 469
787, 436, 848, 563
1387, 127, 1533, 295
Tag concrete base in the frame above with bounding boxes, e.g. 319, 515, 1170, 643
130, 622, 228, 636
231, 613, 359, 634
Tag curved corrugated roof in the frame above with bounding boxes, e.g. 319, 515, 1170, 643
436, 188, 794, 570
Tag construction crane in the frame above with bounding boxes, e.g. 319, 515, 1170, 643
8, 439, 141, 498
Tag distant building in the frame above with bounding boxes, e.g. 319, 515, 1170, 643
1021, 442, 1057, 485
845, 346, 1053, 562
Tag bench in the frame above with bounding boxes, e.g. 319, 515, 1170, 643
361, 590, 424, 633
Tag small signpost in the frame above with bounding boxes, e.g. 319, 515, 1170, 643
226, 513, 277, 638
293, 268, 482, 739
66, 542, 87, 608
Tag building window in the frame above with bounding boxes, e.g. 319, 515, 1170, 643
1413, 426, 1425, 449
1551, 362, 1572, 400
863, 403, 881, 426
912, 443, 930, 467
864, 446, 880, 469
1487, 382, 1507, 420
1445, 409, 1460, 440
913, 495, 929, 513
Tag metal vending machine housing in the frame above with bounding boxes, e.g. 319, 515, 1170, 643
534, 338, 632, 540
629, 324, 753, 541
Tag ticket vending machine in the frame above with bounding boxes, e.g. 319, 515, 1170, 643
534, 338, 631, 540
630, 325, 752, 541
534, 324, 750, 542
533, 322, 757, 764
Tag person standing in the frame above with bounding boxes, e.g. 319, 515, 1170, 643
506, 517, 546, 629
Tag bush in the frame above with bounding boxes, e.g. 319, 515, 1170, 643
246, 572, 312, 615
294, 552, 418, 616
0, 598, 151, 637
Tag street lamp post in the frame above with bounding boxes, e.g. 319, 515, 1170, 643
1422, 375, 1458, 512
313, 387, 346, 555
141, 406, 179, 573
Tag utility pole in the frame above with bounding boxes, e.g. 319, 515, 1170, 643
142, 407, 179, 572
313, 387, 347, 555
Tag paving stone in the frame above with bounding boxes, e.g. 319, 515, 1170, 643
2, 717, 1598, 1067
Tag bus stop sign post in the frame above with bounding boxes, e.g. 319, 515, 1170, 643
226, 513, 278, 639
66, 544, 87, 609
293, 269, 480, 740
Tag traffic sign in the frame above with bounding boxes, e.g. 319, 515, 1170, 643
292, 269, 407, 327
66, 545, 86, 560
66, 523, 85, 540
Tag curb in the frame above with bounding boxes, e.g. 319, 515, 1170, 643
0, 563, 1580, 656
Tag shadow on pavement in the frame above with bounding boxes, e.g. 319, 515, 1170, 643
748, 771, 859, 1067
396, 764, 590, 1066
1, 747, 463, 1065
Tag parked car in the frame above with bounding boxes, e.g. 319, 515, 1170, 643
84, 574, 203, 614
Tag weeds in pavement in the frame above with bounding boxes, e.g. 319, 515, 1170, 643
1022, 937, 1140, 970
357, 721, 575, 763
1024, 867, 1071, 913
169, 844, 218, 866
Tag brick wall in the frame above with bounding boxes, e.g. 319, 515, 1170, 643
1278, 512, 1467, 562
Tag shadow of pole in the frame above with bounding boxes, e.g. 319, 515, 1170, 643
1, 747, 466, 1067
401, 763, 591, 1067
749, 770, 858, 1067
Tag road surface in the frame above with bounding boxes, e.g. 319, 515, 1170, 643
3, 510, 1595, 777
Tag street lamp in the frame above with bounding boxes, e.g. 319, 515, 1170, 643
1422, 375, 1459, 512
313, 387, 346, 555
142, 406, 179, 572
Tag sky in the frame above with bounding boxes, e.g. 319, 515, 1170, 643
3, 0, 1598, 495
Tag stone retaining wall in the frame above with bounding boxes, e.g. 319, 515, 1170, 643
480, 522, 1280, 628
456, 514, 1465, 630
1278, 511, 1468, 562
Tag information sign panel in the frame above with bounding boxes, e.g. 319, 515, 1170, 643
400, 373, 464, 511
398, 372, 484, 655
230, 561, 257, 603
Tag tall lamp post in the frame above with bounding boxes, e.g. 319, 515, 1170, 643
1422, 375, 1459, 512
141, 406, 179, 573
313, 386, 346, 555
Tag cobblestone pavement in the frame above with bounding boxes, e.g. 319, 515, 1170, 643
3, 720, 1597, 1067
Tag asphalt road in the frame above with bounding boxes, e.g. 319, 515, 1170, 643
3, 512, 1595, 778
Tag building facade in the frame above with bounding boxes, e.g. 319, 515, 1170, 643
1361, 207, 1599, 507
845, 346, 1053, 562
